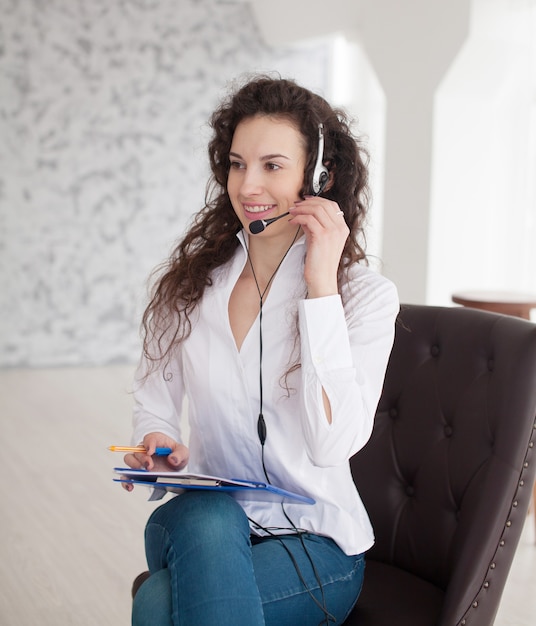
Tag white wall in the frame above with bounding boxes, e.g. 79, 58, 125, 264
249, 0, 472, 303
2, 0, 534, 367
252, 0, 536, 307
428, 0, 536, 307
0, 0, 331, 367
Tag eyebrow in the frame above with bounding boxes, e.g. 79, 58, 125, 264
229, 151, 291, 161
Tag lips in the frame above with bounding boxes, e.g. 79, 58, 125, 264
243, 204, 276, 218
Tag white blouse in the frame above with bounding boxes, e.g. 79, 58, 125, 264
132, 231, 399, 556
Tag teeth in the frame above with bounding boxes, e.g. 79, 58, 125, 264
245, 205, 273, 214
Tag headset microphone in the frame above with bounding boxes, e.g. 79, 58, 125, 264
249, 123, 329, 235
249, 212, 290, 234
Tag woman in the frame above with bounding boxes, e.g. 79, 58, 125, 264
126, 75, 399, 625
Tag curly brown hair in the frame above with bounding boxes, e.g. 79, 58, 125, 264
141, 75, 371, 370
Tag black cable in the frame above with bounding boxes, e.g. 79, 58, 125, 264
245, 228, 299, 485
248, 517, 337, 625
244, 231, 334, 625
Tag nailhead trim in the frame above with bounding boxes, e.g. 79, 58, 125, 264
457, 417, 535, 625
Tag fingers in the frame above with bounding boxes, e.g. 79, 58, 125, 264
124, 451, 146, 469
123, 436, 190, 473
289, 198, 349, 245
145, 435, 189, 470
141, 434, 171, 470
289, 197, 348, 233
119, 435, 187, 493
288, 197, 348, 298
120, 453, 141, 492
167, 443, 189, 470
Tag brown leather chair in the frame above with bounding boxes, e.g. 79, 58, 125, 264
347, 304, 536, 625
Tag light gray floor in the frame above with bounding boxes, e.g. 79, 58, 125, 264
0, 366, 534, 625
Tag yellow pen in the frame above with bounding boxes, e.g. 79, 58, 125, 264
108, 445, 173, 456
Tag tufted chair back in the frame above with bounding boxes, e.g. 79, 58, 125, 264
346, 304, 536, 626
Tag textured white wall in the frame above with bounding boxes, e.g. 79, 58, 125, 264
0, 0, 330, 367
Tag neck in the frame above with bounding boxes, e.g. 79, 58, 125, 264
245, 228, 301, 280
244, 227, 301, 300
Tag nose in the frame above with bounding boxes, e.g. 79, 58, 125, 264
239, 166, 264, 196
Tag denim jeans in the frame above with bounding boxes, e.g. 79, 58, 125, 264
132, 491, 365, 626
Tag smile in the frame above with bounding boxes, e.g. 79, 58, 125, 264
243, 204, 276, 214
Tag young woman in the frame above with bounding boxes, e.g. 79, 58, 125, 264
125, 75, 399, 625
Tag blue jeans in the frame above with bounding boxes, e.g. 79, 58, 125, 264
132, 491, 365, 626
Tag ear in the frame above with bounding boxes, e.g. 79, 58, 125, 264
321, 169, 335, 193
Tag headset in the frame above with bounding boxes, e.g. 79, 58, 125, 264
249, 122, 330, 234
312, 123, 329, 195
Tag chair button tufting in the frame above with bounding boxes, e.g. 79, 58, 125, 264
389, 407, 398, 419
487, 358, 494, 371
490, 562, 496, 569
444, 425, 453, 437
406, 485, 415, 497
430, 344, 440, 357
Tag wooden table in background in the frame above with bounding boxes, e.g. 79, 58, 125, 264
452, 290, 536, 320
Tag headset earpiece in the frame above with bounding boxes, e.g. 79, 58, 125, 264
312, 123, 329, 195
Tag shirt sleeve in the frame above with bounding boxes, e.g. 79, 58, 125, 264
130, 351, 185, 446
298, 272, 399, 467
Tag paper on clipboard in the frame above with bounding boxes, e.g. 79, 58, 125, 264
113, 468, 315, 504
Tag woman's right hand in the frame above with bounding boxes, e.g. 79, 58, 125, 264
122, 432, 189, 491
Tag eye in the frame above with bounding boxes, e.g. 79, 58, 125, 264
265, 162, 281, 171
229, 160, 245, 170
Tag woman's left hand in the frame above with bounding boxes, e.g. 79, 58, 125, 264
289, 196, 349, 298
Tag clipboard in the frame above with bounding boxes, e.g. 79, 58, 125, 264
113, 468, 315, 504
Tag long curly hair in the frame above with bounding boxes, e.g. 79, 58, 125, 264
141, 75, 371, 370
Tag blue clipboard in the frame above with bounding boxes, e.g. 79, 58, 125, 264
113, 468, 315, 505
